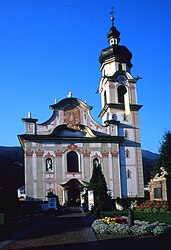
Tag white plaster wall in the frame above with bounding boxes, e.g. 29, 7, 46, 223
127, 166, 138, 196
90, 143, 101, 147
32, 153, 37, 180
33, 181, 37, 199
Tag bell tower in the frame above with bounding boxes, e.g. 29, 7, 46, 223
98, 10, 144, 197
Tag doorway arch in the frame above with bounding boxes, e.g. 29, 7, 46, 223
61, 179, 88, 206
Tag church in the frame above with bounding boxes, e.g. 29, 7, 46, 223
18, 13, 144, 206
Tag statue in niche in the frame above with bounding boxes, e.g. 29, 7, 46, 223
46, 158, 53, 172
93, 158, 99, 168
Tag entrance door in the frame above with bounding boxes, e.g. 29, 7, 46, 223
68, 187, 80, 206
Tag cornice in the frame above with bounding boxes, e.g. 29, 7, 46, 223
98, 103, 143, 118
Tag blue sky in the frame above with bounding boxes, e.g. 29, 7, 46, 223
0, 0, 171, 153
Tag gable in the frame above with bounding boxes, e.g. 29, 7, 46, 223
36, 97, 108, 136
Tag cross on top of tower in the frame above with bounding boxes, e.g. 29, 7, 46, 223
110, 6, 115, 27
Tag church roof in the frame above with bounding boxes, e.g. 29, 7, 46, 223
50, 97, 92, 111
18, 124, 124, 145
107, 26, 120, 43
99, 44, 132, 67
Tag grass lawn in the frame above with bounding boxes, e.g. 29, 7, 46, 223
102, 210, 171, 224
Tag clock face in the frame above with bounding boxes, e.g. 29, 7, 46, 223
117, 74, 127, 83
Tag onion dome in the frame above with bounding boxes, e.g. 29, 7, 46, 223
99, 9, 132, 69
107, 26, 120, 45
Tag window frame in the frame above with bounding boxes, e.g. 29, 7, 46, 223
67, 151, 80, 173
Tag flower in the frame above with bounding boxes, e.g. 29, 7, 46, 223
101, 216, 127, 225
91, 218, 171, 236
134, 200, 170, 213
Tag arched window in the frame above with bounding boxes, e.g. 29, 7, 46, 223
125, 130, 128, 138
126, 169, 132, 179
67, 151, 79, 172
46, 158, 53, 172
123, 113, 128, 121
125, 149, 130, 158
117, 85, 127, 103
104, 90, 107, 106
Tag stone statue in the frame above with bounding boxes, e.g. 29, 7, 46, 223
67, 91, 72, 98
28, 111, 31, 119
153, 167, 168, 180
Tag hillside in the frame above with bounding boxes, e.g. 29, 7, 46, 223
0, 146, 23, 162
142, 150, 159, 160
0, 146, 24, 214
142, 150, 159, 184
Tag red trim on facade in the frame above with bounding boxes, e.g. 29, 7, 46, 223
111, 150, 119, 157
67, 144, 78, 150
25, 151, 33, 156
47, 152, 51, 157
35, 151, 44, 157
130, 85, 135, 90
83, 149, 91, 157
101, 150, 109, 157
109, 84, 115, 89
55, 150, 63, 157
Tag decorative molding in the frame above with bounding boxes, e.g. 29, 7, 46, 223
111, 150, 119, 157
44, 152, 55, 158
109, 84, 115, 89
130, 85, 135, 90
67, 144, 78, 151
55, 150, 63, 157
35, 151, 44, 157
101, 150, 109, 157
83, 149, 91, 157
45, 173, 54, 179
25, 151, 33, 157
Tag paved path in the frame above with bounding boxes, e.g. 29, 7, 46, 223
0, 207, 100, 250
1, 207, 170, 250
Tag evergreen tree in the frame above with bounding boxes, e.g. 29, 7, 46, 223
152, 130, 171, 178
89, 162, 110, 211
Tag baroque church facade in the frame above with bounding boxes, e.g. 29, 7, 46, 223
18, 15, 144, 205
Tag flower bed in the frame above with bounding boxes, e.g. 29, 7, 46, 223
92, 216, 171, 237
102, 216, 127, 225
134, 200, 170, 213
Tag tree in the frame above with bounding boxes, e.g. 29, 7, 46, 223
88, 161, 111, 211
152, 130, 171, 178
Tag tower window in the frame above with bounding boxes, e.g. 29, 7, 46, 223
112, 114, 117, 120
126, 169, 132, 179
125, 130, 129, 138
104, 90, 107, 106
67, 151, 79, 172
117, 85, 127, 103
46, 158, 53, 172
125, 149, 130, 158
123, 113, 128, 121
